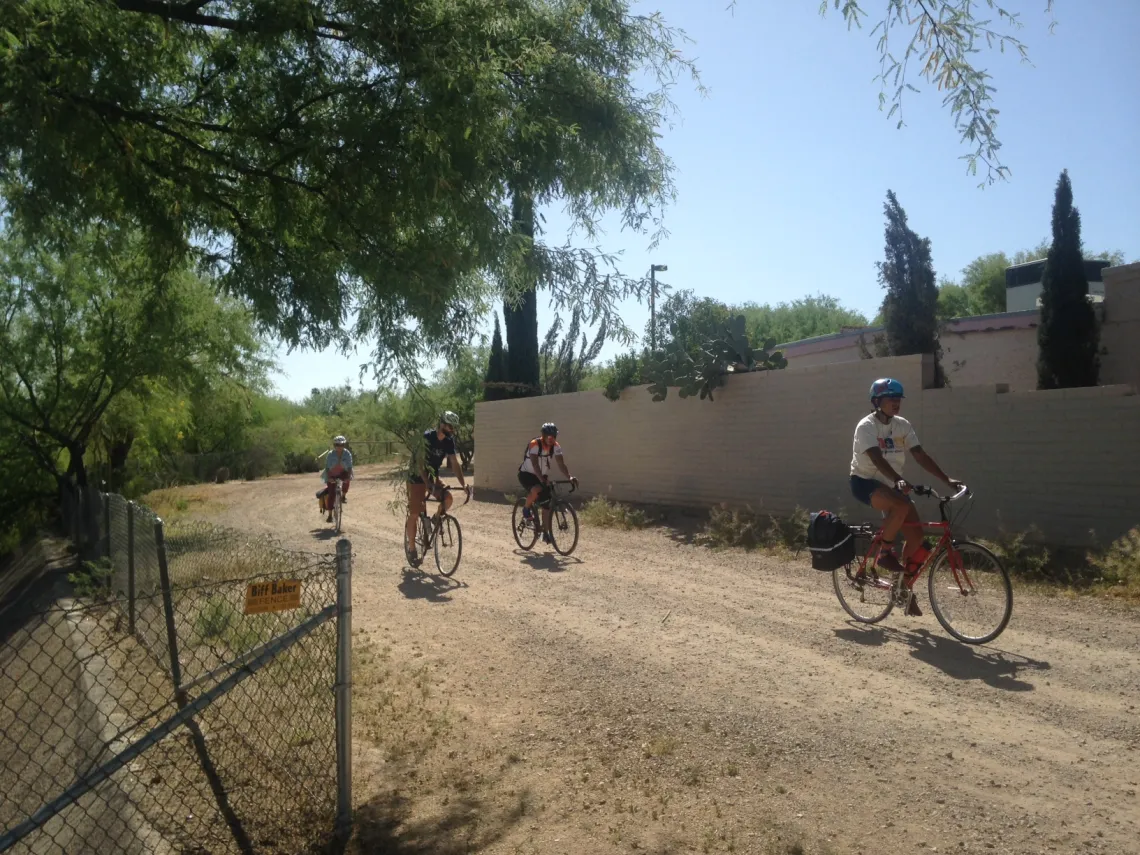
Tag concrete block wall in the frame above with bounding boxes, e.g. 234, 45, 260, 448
475, 354, 928, 515
1102, 263, 1140, 392
476, 353, 1140, 547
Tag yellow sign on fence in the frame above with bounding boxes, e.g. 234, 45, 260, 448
243, 579, 302, 615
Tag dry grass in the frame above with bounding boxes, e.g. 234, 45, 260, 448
697, 505, 810, 553
141, 486, 227, 522
580, 495, 650, 530
980, 525, 1140, 601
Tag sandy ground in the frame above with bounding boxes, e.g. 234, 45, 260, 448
182, 466, 1140, 855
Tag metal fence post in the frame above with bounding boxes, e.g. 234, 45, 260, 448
127, 501, 136, 635
154, 520, 184, 690
102, 492, 111, 561
334, 538, 353, 838
155, 519, 254, 852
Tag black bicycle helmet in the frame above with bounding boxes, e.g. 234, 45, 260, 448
540, 422, 558, 437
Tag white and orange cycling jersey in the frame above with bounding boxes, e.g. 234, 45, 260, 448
518, 436, 563, 478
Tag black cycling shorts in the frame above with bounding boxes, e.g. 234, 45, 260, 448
517, 470, 549, 498
408, 476, 449, 500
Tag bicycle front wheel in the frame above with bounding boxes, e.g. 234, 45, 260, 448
927, 541, 1012, 645
512, 499, 539, 551
409, 513, 430, 568
433, 514, 463, 577
549, 502, 580, 556
833, 563, 895, 624
333, 494, 343, 534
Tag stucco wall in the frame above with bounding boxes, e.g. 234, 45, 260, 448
475, 354, 1140, 546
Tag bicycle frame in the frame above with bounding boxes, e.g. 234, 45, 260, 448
523, 479, 576, 526
850, 484, 977, 600
417, 483, 471, 547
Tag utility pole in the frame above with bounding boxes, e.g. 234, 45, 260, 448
649, 263, 668, 351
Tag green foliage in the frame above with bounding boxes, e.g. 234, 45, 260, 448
647, 290, 733, 359
580, 496, 650, 530
936, 251, 1011, 320
0, 226, 265, 494
939, 243, 1128, 322
736, 294, 869, 345
936, 280, 974, 320
1, 0, 694, 380
876, 190, 944, 386
957, 252, 1009, 316
602, 351, 646, 402
646, 315, 787, 403
483, 313, 510, 402
815, 0, 1056, 185
1037, 170, 1100, 390
68, 556, 113, 599
303, 384, 356, 418
540, 306, 606, 395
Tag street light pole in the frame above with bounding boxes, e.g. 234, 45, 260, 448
649, 263, 668, 351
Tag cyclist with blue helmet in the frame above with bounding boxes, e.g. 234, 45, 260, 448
849, 378, 962, 616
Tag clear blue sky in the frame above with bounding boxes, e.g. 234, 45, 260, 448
270, 0, 1140, 400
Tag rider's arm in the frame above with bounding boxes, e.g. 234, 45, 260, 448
555, 454, 571, 480
911, 447, 958, 487
866, 447, 904, 485
447, 453, 467, 488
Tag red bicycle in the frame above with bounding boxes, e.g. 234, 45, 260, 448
833, 483, 1013, 644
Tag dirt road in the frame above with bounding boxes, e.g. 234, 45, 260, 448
188, 467, 1140, 855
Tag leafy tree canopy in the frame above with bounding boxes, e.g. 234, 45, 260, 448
737, 294, 869, 345
0, 225, 265, 491
1, 0, 694, 377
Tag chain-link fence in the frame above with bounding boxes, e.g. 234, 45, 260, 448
2, 493, 352, 854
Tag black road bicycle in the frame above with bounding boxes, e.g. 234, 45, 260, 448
512, 480, 579, 556
409, 485, 471, 576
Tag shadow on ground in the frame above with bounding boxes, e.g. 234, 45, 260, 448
338, 784, 529, 855
514, 549, 583, 573
833, 622, 1051, 692
397, 567, 467, 602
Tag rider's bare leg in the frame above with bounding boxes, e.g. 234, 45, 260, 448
869, 487, 913, 574
406, 483, 427, 551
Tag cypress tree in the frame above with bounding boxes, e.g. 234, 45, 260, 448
483, 313, 510, 401
502, 187, 541, 398
1037, 170, 1099, 389
876, 190, 944, 387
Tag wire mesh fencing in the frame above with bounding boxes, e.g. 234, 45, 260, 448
2, 493, 352, 855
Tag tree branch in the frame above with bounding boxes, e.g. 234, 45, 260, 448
112, 0, 352, 40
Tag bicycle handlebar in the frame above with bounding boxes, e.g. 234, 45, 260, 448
910, 483, 970, 502
547, 479, 578, 493
434, 483, 473, 507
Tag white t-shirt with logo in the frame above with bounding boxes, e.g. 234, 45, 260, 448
849, 414, 919, 486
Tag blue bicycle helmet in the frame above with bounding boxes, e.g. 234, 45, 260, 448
869, 378, 905, 400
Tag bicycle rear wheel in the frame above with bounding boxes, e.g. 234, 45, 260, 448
512, 498, 539, 550
927, 541, 1012, 644
833, 562, 895, 624
433, 514, 463, 577
549, 502, 579, 556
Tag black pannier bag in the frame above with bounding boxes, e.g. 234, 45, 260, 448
806, 510, 855, 571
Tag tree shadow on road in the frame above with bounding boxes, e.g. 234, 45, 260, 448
336, 780, 529, 855
833, 622, 1050, 692
513, 549, 582, 573
397, 567, 466, 602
